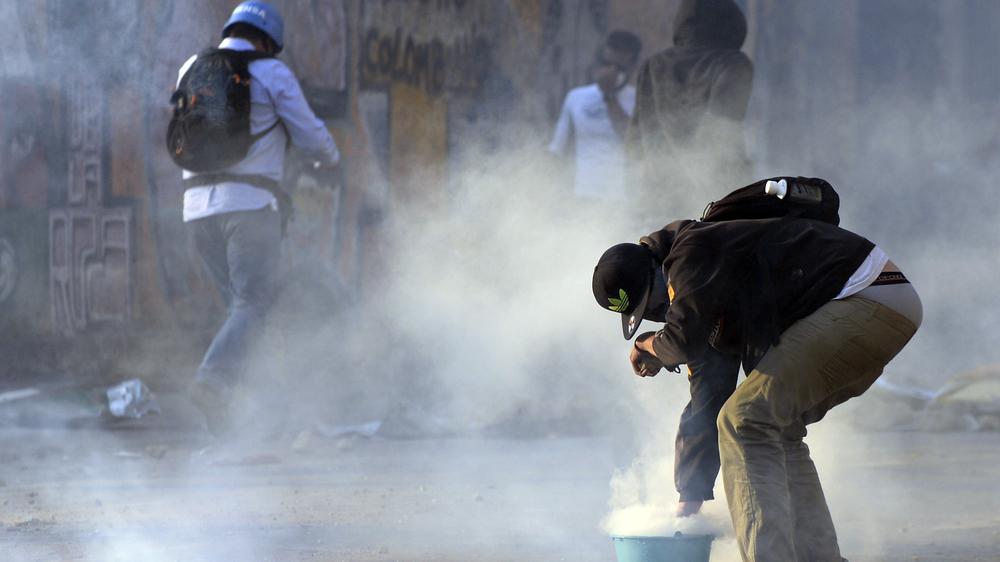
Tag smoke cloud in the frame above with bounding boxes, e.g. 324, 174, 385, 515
4, 2, 1000, 561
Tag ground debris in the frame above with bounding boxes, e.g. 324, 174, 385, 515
848, 366, 1000, 432
106, 379, 161, 419
9, 517, 56, 531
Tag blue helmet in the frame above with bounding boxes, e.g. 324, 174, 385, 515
222, 1, 284, 54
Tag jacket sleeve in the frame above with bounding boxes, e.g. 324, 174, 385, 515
708, 53, 753, 122
675, 346, 741, 501
624, 58, 654, 162
649, 242, 731, 367
270, 62, 340, 165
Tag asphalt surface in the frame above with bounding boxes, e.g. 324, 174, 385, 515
1, 420, 998, 561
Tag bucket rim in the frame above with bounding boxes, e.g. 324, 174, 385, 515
611, 533, 715, 541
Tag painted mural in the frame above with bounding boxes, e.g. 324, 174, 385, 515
0, 74, 50, 329
0, 0, 612, 371
50, 71, 133, 335
0, 3, 59, 335
359, 1, 494, 99
356, 0, 609, 208
0, 0, 367, 342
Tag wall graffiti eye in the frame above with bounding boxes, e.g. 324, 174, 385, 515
0, 238, 18, 305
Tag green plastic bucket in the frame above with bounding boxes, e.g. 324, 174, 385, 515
611, 533, 714, 562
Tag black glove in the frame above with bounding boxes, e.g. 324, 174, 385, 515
285, 150, 342, 191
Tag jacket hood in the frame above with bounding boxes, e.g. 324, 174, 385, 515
672, 0, 747, 50
639, 219, 696, 263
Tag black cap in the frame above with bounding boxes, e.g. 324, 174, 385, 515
592, 243, 656, 340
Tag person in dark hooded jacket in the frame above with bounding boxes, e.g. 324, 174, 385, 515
593, 216, 922, 562
626, 0, 753, 220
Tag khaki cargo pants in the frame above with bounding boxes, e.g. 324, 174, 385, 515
717, 297, 918, 562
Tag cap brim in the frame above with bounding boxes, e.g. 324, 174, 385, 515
621, 270, 653, 340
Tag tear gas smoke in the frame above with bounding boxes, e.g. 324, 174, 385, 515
599, 418, 730, 539
4, 2, 1000, 561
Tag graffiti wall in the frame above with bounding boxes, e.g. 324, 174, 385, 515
49, 70, 133, 334
0, 2, 57, 336
0, 1, 361, 343
0, 0, 622, 375
358, 0, 492, 210
355, 0, 611, 209
360, 1, 493, 98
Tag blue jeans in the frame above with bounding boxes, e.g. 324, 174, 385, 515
188, 207, 281, 392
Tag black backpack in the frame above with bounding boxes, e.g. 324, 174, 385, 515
700, 176, 840, 226
696, 177, 842, 366
166, 48, 279, 172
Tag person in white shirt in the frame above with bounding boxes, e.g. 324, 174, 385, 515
180, 1, 339, 434
548, 31, 642, 203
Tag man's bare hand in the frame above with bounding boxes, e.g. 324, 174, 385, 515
630, 332, 663, 377
629, 346, 657, 377
676, 500, 703, 517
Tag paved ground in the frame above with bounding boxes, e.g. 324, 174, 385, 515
1, 417, 998, 561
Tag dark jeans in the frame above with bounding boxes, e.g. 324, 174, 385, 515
188, 208, 281, 392
675, 346, 742, 500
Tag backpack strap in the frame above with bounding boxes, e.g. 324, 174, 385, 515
183, 48, 273, 84
229, 50, 288, 146
191, 48, 284, 152
183, 173, 280, 192
249, 119, 282, 142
